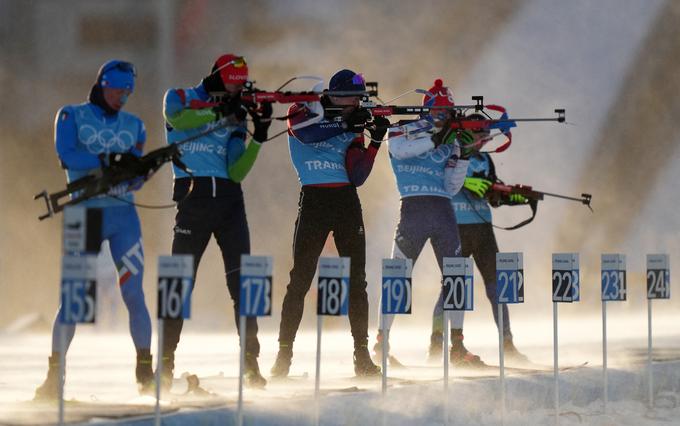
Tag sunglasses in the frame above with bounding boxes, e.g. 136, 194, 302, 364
102, 61, 137, 77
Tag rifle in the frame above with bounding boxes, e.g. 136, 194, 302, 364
33, 119, 238, 220
488, 183, 592, 210
478, 182, 592, 230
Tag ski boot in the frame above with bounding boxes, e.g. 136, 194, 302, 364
450, 331, 486, 368
136, 349, 155, 396
34, 354, 62, 401
373, 331, 405, 368
244, 353, 267, 389
270, 345, 293, 378
427, 332, 443, 364
157, 353, 175, 394
503, 337, 530, 365
354, 346, 381, 377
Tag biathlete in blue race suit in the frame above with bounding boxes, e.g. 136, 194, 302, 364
35, 60, 153, 400
374, 79, 487, 368
428, 122, 530, 364
271, 69, 390, 378
161, 54, 271, 389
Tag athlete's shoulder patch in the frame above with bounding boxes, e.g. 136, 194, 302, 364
60, 110, 69, 121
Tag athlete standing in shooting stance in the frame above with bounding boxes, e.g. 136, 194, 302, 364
35, 60, 153, 399
161, 54, 272, 389
427, 113, 530, 365
271, 69, 389, 377
373, 79, 478, 367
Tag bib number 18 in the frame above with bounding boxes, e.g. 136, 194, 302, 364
318, 257, 350, 316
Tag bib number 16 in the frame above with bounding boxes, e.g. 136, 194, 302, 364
158, 255, 194, 320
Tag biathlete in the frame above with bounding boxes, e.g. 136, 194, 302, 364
35, 60, 153, 399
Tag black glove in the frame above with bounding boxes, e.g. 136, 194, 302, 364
343, 107, 371, 132
213, 96, 247, 122
105, 152, 142, 173
250, 102, 273, 143
368, 116, 390, 142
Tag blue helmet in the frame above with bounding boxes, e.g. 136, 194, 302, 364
328, 69, 365, 93
97, 60, 136, 92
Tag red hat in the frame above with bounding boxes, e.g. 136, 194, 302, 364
423, 79, 455, 107
211, 54, 249, 85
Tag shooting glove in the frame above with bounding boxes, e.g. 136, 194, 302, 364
343, 108, 372, 132
508, 193, 528, 204
213, 96, 248, 122
457, 130, 476, 158
368, 116, 390, 142
463, 176, 492, 198
250, 102, 273, 143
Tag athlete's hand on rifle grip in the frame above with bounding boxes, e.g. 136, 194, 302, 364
249, 103, 273, 143
457, 130, 476, 158
213, 96, 247, 122
463, 177, 492, 198
368, 116, 390, 142
508, 193, 528, 204
343, 108, 372, 132
106, 152, 141, 172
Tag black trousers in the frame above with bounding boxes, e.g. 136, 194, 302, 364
277, 185, 370, 349
459, 223, 511, 337
163, 179, 260, 361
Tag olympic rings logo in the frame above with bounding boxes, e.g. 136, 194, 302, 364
417, 144, 452, 163
78, 124, 135, 153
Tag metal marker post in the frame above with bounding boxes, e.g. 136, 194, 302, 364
443, 310, 450, 426
647, 297, 653, 409
154, 320, 163, 426
237, 316, 246, 426
380, 258, 412, 401
553, 301, 559, 426
601, 254, 626, 414
238, 255, 273, 426
58, 325, 66, 426
156, 255, 193, 426
58, 254, 97, 426
496, 253, 523, 423
315, 257, 350, 426
498, 303, 505, 425
646, 253, 670, 409
315, 315, 322, 426
602, 299, 607, 414
381, 318, 388, 396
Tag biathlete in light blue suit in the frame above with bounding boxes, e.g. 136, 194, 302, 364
374, 79, 486, 368
35, 60, 153, 400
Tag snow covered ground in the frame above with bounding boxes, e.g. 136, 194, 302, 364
1, 315, 679, 425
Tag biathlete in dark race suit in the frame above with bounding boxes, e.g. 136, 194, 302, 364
373, 79, 485, 368
35, 60, 154, 399
428, 116, 530, 364
161, 54, 272, 389
271, 69, 390, 378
